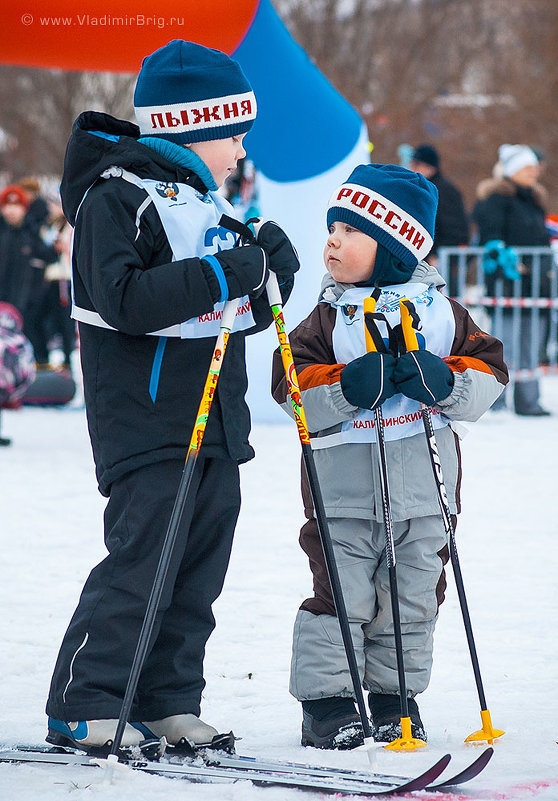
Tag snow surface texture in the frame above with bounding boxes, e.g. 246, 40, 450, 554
1, 378, 557, 800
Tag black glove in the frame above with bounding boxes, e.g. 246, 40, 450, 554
256, 221, 300, 277
209, 245, 269, 300
340, 352, 397, 409
393, 350, 454, 405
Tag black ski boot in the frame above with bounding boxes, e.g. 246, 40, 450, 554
301, 697, 364, 750
368, 693, 427, 743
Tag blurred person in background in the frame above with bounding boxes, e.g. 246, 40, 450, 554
28, 194, 75, 371
0, 184, 60, 364
473, 144, 552, 416
19, 176, 50, 234
409, 144, 469, 295
0, 301, 36, 446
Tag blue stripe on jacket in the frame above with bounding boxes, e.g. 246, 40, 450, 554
149, 336, 168, 403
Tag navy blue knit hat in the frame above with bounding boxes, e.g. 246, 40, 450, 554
134, 40, 257, 144
327, 164, 438, 267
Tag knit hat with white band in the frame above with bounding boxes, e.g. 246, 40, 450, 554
134, 40, 257, 144
327, 164, 438, 267
498, 144, 538, 178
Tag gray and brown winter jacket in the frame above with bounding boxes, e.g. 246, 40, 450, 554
272, 263, 508, 523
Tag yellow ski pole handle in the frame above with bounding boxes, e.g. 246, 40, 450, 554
187, 299, 239, 453
363, 295, 378, 353
399, 298, 419, 353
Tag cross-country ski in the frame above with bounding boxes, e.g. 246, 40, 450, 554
0, 745, 496, 795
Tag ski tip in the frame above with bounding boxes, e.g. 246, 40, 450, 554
438, 753, 452, 772
427, 746, 494, 790
396, 753, 452, 794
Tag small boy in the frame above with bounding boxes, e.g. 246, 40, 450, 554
45, 40, 298, 753
272, 164, 507, 749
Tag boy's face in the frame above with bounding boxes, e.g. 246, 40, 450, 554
324, 221, 377, 284
187, 134, 246, 188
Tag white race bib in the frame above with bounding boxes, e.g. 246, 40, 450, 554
139, 177, 255, 337
313, 283, 455, 447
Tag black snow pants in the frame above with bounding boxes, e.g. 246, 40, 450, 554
46, 456, 240, 721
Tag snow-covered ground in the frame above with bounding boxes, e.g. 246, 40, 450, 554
1, 376, 557, 800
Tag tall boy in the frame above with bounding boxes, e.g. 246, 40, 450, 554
272, 164, 507, 749
46, 40, 298, 753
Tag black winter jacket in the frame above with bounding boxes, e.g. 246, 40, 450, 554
62, 111, 280, 496
472, 176, 551, 297
0, 217, 57, 315
429, 171, 470, 253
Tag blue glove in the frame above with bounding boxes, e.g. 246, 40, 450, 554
393, 350, 454, 405
340, 352, 397, 409
482, 240, 521, 280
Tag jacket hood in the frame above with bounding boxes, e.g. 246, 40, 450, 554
60, 111, 208, 225
318, 260, 445, 303
476, 175, 548, 210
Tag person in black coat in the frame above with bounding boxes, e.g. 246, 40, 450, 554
20, 176, 50, 234
45, 40, 299, 754
0, 185, 59, 357
472, 144, 551, 416
410, 144, 469, 295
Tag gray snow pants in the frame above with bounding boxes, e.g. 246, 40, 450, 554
290, 514, 447, 700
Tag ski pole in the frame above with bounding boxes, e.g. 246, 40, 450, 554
398, 298, 504, 745
362, 294, 426, 752
266, 271, 373, 746
108, 298, 240, 767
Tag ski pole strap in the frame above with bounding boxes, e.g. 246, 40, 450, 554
363, 297, 379, 354
398, 298, 421, 354
187, 299, 238, 453
219, 214, 257, 246
363, 289, 398, 355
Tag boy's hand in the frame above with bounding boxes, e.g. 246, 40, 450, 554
340, 352, 397, 409
393, 350, 454, 405
211, 245, 269, 299
256, 221, 300, 277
